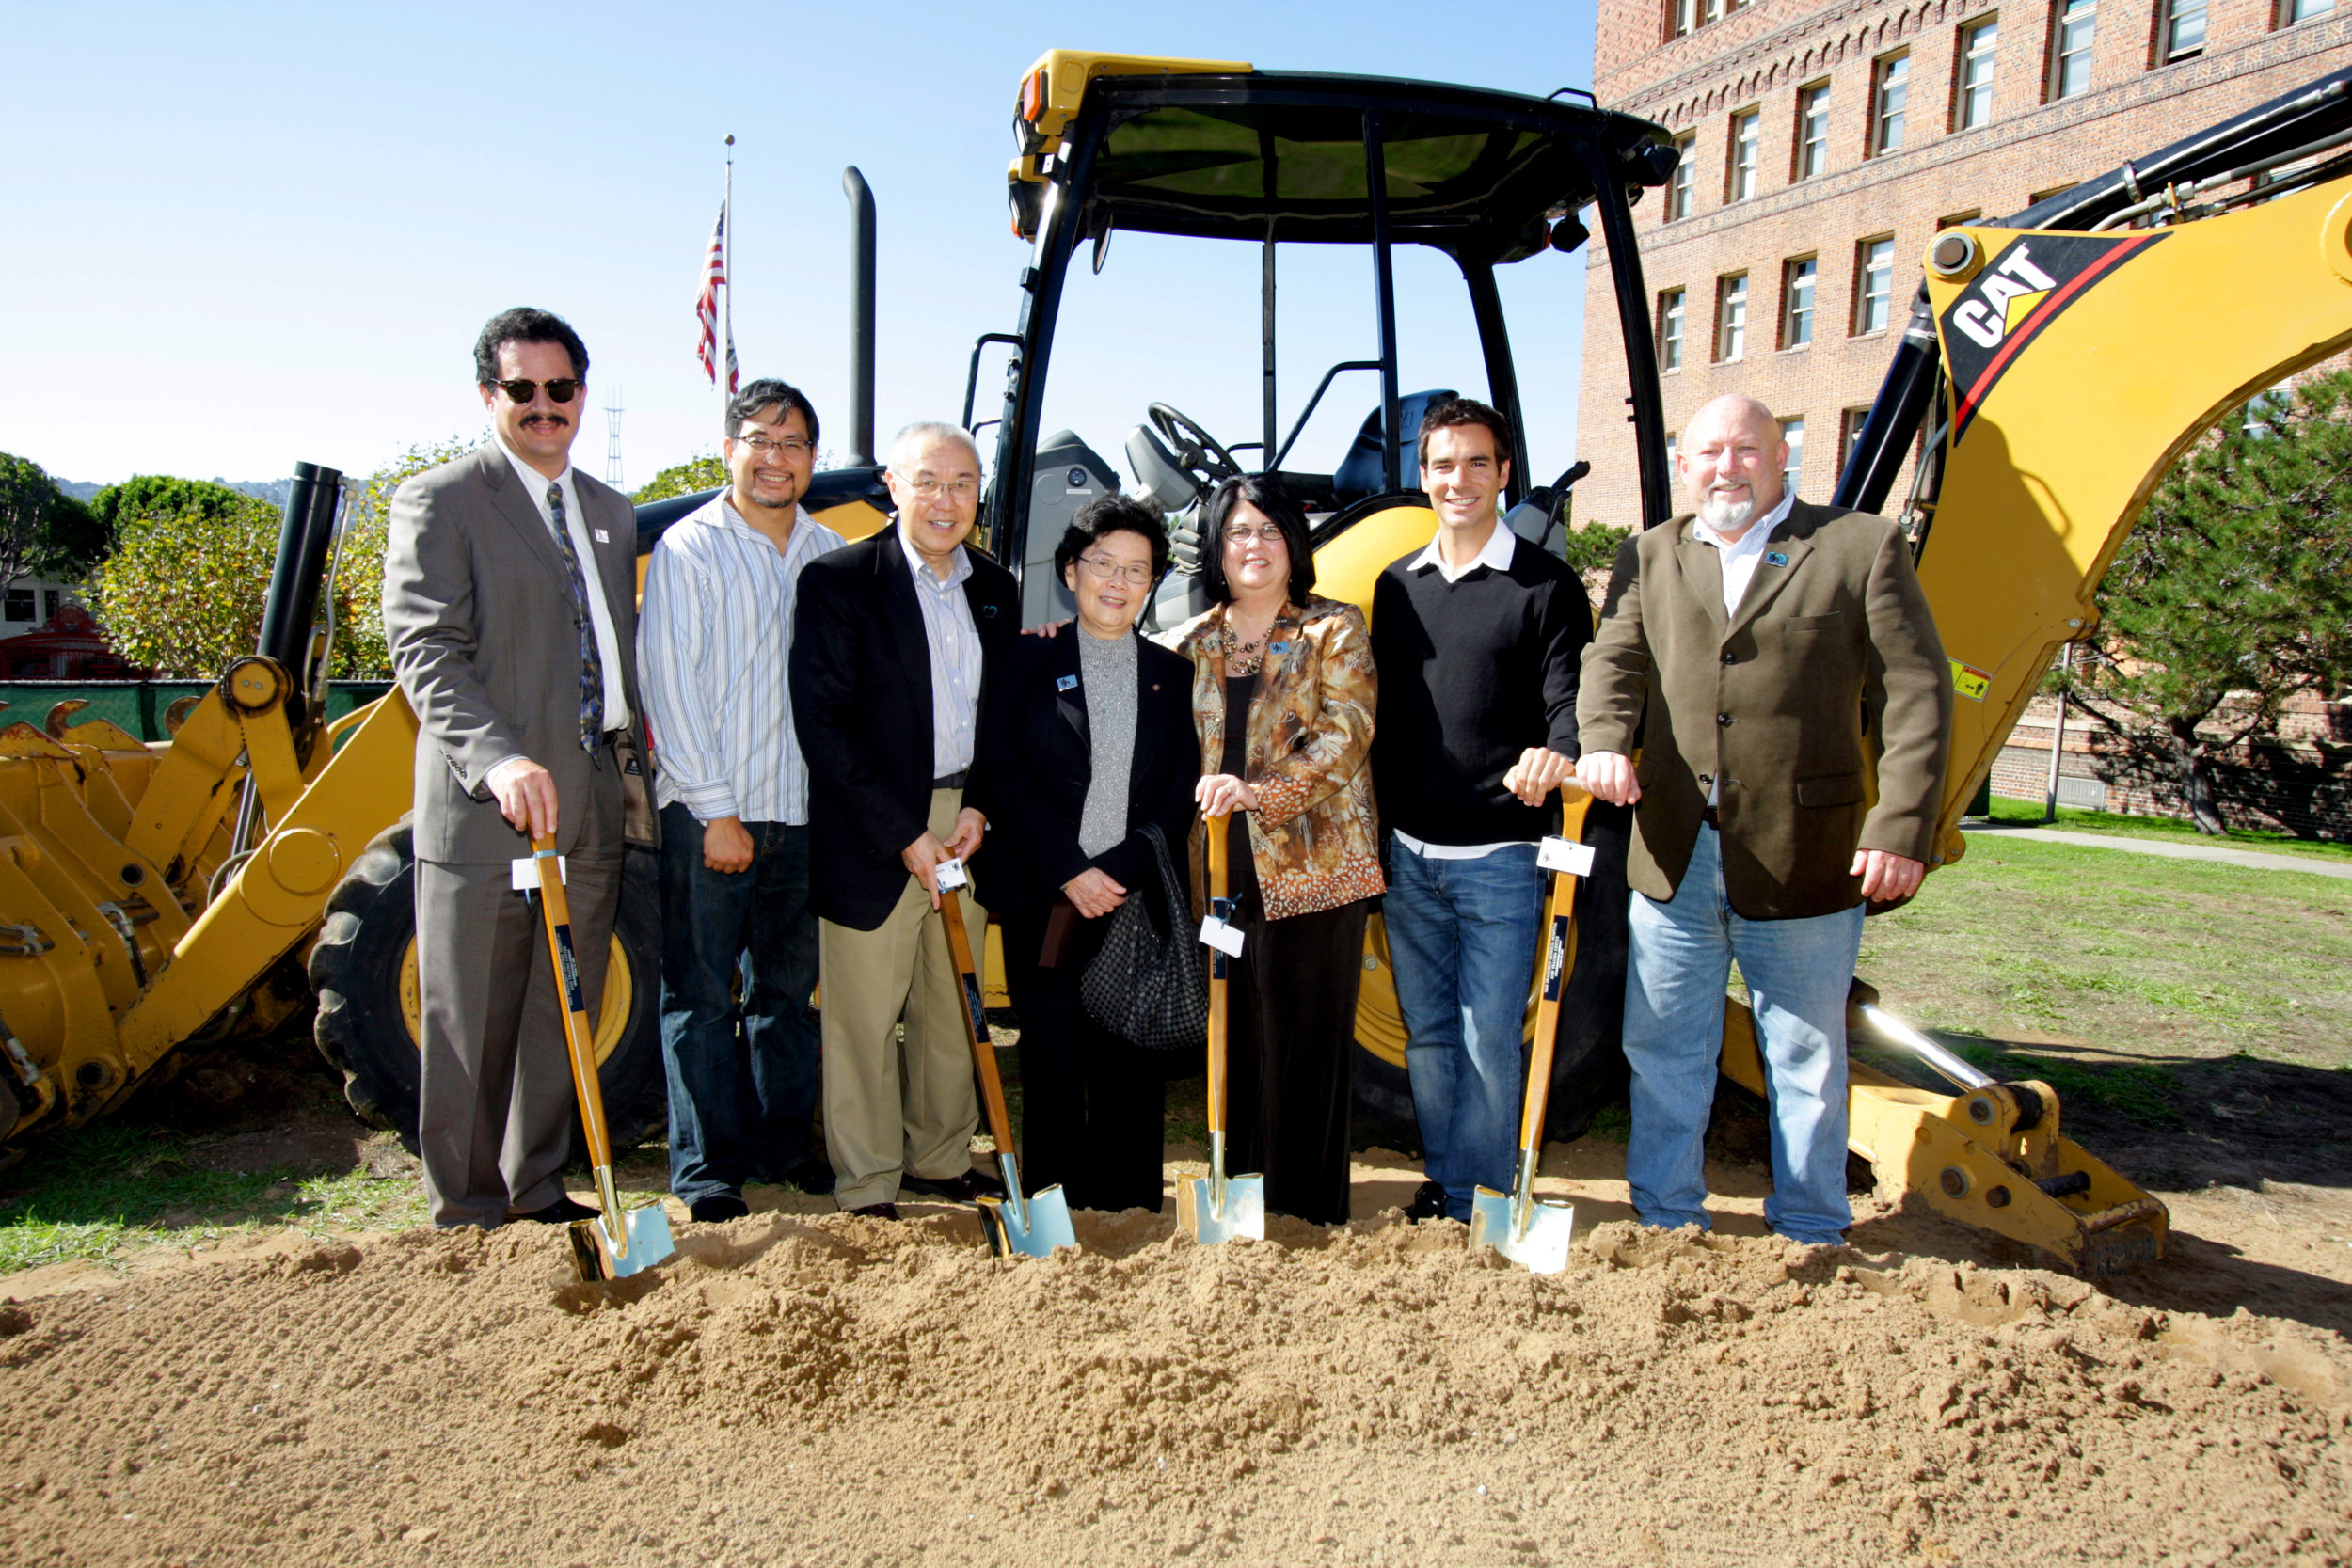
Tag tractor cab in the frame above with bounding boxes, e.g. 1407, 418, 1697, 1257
972, 52, 1680, 628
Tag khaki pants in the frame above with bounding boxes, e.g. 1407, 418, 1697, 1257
818, 788, 988, 1209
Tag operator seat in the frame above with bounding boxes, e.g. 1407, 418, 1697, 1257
1330, 388, 1456, 506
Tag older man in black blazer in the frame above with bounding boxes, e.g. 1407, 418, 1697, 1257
790, 422, 1019, 1217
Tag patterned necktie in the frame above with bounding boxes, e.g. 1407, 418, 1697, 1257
547, 481, 605, 752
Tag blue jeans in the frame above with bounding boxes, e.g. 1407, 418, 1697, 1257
1621, 823, 1865, 1244
657, 802, 821, 1206
1385, 836, 1546, 1222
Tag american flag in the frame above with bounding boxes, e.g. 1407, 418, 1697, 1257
694, 202, 738, 392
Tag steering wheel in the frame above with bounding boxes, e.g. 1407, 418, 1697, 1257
1145, 403, 1244, 499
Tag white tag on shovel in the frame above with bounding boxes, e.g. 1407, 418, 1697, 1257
1536, 837, 1595, 877
1198, 916, 1245, 957
934, 856, 970, 892
511, 853, 569, 891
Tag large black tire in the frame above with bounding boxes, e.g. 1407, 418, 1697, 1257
310, 820, 668, 1154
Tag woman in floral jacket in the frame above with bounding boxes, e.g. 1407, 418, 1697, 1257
1168, 473, 1381, 1224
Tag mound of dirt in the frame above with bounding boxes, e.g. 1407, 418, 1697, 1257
3, 1204, 2345, 1566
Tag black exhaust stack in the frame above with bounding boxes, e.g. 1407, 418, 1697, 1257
254, 460, 343, 733
843, 166, 878, 467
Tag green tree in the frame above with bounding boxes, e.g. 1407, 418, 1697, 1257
633, 454, 726, 503
2056, 370, 2352, 834
91, 437, 479, 681
0, 452, 109, 589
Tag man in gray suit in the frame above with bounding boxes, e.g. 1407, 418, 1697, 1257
383, 307, 652, 1229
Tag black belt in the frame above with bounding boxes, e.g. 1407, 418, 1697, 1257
932, 771, 969, 790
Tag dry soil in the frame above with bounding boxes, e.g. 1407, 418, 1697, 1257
4, 1150, 2348, 1568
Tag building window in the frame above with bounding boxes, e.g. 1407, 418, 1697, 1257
1872, 54, 1911, 155
1781, 256, 1817, 348
1795, 82, 1832, 179
2051, 0, 2095, 100
40, 590, 58, 623
1958, 18, 1998, 127
1783, 417, 1806, 495
1854, 236, 1895, 333
2280, 0, 2335, 24
1668, 134, 1695, 220
3, 590, 33, 624
1704, 0, 1723, 21
1726, 109, 1761, 201
2159, 0, 2206, 58
1660, 288, 1687, 372
1937, 209, 1983, 230
1841, 407, 1874, 478
1672, 0, 1694, 37
1717, 273, 1749, 361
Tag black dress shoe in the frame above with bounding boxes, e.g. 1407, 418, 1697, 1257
845, 1202, 900, 1221
512, 1196, 599, 1225
776, 1156, 835, 1196
1403, 1180, 1448, 1223
689, 1193, 750, 1223
900, 1167, 1007, 1203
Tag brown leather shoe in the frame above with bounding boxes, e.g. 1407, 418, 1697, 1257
511, 1196, 598, 1225
900, 1167, 1008, 1203
845, 1202, 900, 1221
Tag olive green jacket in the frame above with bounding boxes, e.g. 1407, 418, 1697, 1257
1576, 500, 1952, 919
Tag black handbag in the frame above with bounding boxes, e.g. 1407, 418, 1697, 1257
1079, 822, 1208, 1052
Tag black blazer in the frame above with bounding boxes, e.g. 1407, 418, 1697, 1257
981, 628, 1199, 920
790, 527, 1020, 931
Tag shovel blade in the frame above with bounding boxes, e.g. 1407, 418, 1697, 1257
1176, 1172, 1266, 1244
566, 1203, 677, 1283
1469, 1186, 1575, 1275
977, 1185, 1077, 1259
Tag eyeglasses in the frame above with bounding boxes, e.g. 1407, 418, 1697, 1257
1077, 553, 1154, 585
1223, 524, 1288, 546
488, 377, 580, 404
899, 477, 979, 501
738, 436, 815, 459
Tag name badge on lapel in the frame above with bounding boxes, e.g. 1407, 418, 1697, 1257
1268, 641, 1292, 655
1764, 551, 1788, 567
1056, 674, 1078, 692
594, 528, 611, 544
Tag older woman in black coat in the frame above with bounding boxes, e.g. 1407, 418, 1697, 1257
982, 495, 1200, 1212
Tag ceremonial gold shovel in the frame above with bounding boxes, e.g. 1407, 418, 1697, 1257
936, 864, 1077, 1259
530, 834, 675, 1283
1177, 820, 1266, 1244
1467, 792, 1593, 1275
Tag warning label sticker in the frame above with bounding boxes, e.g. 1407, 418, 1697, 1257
1950, 658, 1992, 703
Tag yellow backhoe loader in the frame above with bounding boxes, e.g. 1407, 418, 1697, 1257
1, 54, 2342, 1283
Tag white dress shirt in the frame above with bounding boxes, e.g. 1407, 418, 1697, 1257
1392, 518, 1528, 862
898, 530, 983, 778
638, 497, 844, 825
492, 436, 629, 731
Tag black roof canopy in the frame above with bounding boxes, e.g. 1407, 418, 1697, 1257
1068, 71, 1669, 260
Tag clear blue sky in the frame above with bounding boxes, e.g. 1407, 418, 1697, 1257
2, 2, 1599, 493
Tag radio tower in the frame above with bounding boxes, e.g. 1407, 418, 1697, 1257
603, 388, 625, 490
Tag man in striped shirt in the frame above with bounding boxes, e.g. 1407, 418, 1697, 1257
638, 378, 846, 1222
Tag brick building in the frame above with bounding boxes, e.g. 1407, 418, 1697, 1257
1574, 0, 2352, 531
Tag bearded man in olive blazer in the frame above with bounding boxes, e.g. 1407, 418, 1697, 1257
1576, 392, 1950, 1246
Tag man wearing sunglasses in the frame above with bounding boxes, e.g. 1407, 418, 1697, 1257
384, 306, 655, 1230
637, 379, 845, 1223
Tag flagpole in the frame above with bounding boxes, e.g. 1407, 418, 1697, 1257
722, 135, 736, 425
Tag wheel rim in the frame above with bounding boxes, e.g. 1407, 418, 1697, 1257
399, 936, 633, 1068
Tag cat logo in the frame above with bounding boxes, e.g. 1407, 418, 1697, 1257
1950, 245, 2056, 350
1940, 230, 2169, 443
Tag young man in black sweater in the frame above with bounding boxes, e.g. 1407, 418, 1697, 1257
1370, 398, 1591, 1223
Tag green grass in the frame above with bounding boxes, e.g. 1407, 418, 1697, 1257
1860, 836, 2352, 1071
0, 1120, 426, 1276
1983, 794, 2352, 863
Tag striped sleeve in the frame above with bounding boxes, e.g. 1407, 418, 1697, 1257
637, 533, 739, 822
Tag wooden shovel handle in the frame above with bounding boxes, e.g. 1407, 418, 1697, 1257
1518, 790, 1596, 1155
531, 832, 612, 1173
939, 889, 1016, 1156
1204, 820, 1231, 1139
